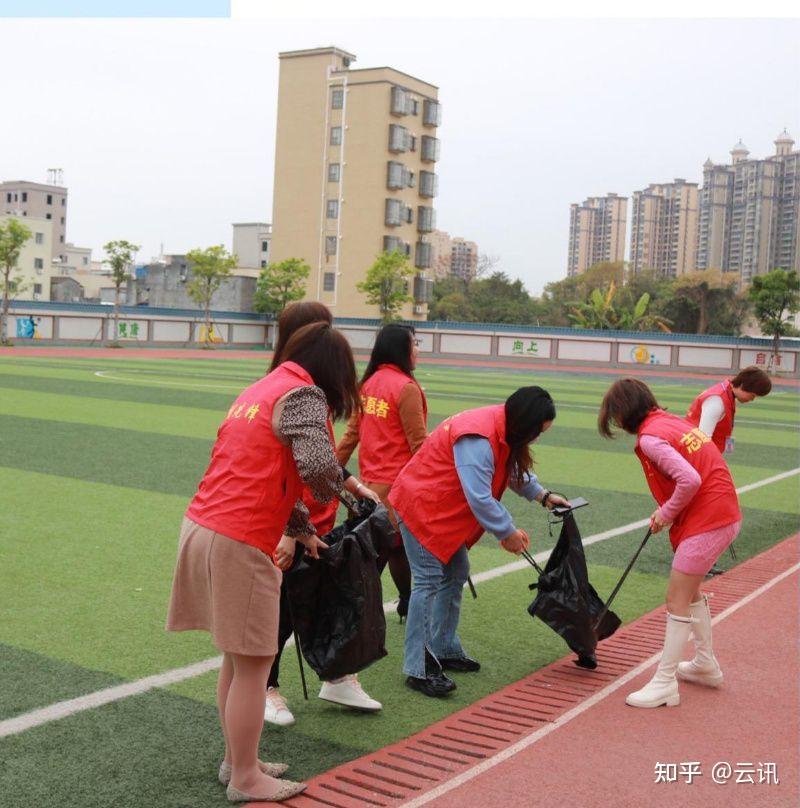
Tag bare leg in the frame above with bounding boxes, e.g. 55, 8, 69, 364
217, 652, 234, 765
666, 569, 706, 617
227, 652, 284, 796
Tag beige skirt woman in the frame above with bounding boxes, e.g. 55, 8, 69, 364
166, 517, 282, 656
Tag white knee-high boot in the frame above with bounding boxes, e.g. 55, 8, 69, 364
677, 594, 723, 687
626, 613, 694, 708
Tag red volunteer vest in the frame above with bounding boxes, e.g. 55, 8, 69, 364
357, 364, 428, 484
389, 405, 510, 563
634, 409, 741, 550
186, 361, 312, 554
301, 419, 339, 536
686, 380, 736, 453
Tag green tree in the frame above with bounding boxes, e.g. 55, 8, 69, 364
570, 280, 670, 332
748, 268, 800, 361
469, 272, 539, 324
0, 218, 33, 344
185, 245, 237, 347
103, 240, 140, 345
357, 250, 414, 322
671, 269, 734, 335
253, 258, 309, 316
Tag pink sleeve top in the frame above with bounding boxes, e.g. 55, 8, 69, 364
639, 435, 702, 523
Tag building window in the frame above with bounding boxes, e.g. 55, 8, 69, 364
388, 124, 411, 153
47, 194, 53, 205
383, 235, 403, 253
60, 236, 64, 243
385, 198, 403, 227
61, 198, 65, 206
325, 236, 337, 256
419, 171, 438, 198
60, 217, 65, 224
415, 241, 432, 269
330, 126, 342, 146
35, 232, 44, 244
390, 86, 407, 116
21, 192, 28, 202
46, 213, 52, 220
405, 206, 414, 224
83, 256, 88, 265
328, 163, 340, 183
34, 258, 44, 269
4, 193, 10, 202
423, 99, 441, 127
331, 88, 344, 109
34, 283, 42, 294
417, 206, 436, 233
323, 271, 336, 291
261, 240, 269, 252
421, 136, 440, 163
260, 260, 267, 268
413, 275, 434, 303
327, 199, 339, 219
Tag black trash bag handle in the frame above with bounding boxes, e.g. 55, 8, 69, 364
593, 527, 653, 632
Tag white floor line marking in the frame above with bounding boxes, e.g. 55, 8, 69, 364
398, 560, 800, 808
94, 370, 244, 391
2, 468, 797, 739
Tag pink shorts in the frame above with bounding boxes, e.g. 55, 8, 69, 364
672, 520, 742, 575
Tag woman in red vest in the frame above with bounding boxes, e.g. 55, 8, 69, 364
599, 379, 742, 709
166, 323, 358, 803
389, 387, 570, 697
686, 366, 772, 455
337, 324, 429, 619
264, 302, 383, 725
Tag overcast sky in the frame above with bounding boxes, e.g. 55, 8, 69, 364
2, 16, 798, 293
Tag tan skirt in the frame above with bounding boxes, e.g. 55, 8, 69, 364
166, 517, 282, 656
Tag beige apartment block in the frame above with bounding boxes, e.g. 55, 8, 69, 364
232, 222, 271, 278
270, 46, 441, 320
567, 193, 627, 276
630, 179, 698, 277
0, 214, 55, 301
1, 178, 68, 262
450, 237, 478, 281
428, 229, 453, 278
696, 132, 799, 284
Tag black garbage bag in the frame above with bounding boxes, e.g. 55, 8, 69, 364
527, 512, 621, 669
283, 501, 394, 680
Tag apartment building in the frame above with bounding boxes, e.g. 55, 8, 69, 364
567, 193, 627, 276
269, 46, 441, 319
0, 175, 68, 262
232, 222, 272, 278
630, 179, 698, 277
450, 237, 478, 281
0, 214, 55, 300
696, 131, 799, 283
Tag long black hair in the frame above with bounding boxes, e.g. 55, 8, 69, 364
361, 324, 416, 384
505, 386, 556, 482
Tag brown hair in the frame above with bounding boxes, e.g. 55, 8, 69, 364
269, 301, 333, 372
281, 322, 359, 420
731, 366, 772, 397
598, 378, 660, 438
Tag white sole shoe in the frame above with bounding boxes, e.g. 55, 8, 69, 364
318, 678, 382, 711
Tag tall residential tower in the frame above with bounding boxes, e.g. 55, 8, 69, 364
270, 47, 441, 319
629, 179, 698, 277
567, 193, 627, 276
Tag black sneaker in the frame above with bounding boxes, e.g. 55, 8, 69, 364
440, 655, 481, 673
405, 673, 457, 697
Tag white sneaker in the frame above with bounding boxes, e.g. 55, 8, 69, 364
318, 675, 382, 711
264, 687, 295, 726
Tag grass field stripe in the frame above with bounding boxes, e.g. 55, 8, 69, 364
397, 560, 800, 808
0, 656, 223, 739
2, 466, 795, 739
90, 370, 800, 428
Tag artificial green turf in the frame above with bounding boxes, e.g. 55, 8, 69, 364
0, 353, 798, 808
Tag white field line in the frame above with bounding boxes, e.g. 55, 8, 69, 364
92, 371, 800, 429
399, 560, 800, 808
1, 466, 796, 740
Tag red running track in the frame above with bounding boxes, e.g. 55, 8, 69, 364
249, 535, 798, 808
1, 345, 797, 387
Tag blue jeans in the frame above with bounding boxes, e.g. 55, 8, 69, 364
400, 520, 471, 678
